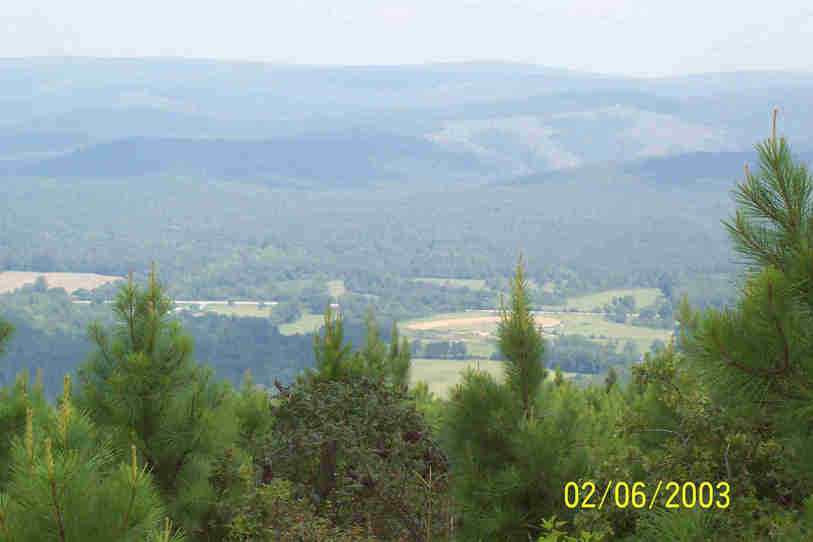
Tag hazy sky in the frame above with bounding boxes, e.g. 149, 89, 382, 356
2, 0, 812, 77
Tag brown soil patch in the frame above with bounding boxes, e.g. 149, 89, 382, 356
406, 315, 560, 331
0, 271, 125, 294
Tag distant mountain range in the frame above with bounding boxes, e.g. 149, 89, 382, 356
1, 58, 811, 187
0, 133, 485, 186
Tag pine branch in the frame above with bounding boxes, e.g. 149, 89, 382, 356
766, 282, 791, 375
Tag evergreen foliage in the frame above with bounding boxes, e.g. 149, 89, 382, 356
0, 375, 183, 542
497, 254, 547, 418
311, 303, 354, 382
0, 319, 12, 358
72, 266, 240, 539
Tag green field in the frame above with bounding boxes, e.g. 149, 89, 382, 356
565, 287, 662, 311
412, 277, 489, 291
401, 309, 673, 362
400, 311, 498, 359
551, 312, 673, 354
410, 358, 583, 399
327, 279, 346, 297
279, 311, 325, 335
207, 304, 272, 318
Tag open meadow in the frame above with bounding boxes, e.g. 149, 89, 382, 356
400, 305, 673, 365
409, 358, 588, 399
0, 271, 124, 294
564, 287, 662, 311
327, 279, 346, 297
279, 311, 326, 335
206, 304, 273, 318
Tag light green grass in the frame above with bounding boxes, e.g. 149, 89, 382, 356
207, 304, 272, 318
410, 358, 505, 399
410, 358, 580, 399
402, 309, 672, 360
553, 313, 674, 355
279, 312, 325, 335
412, 278, 489, 291
327, 279, 346, 297
565, 288, 662, 311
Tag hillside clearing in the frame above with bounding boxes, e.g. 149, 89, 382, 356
327, 279, 346, 297
405, 314, 561, 330
279, 312, 325, 335
565, 287, 662, 311
0, 271, 124, 294
206, 305, 273, 318
409, 358, 583, 399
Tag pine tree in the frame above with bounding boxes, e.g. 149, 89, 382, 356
498, 253, 547, 419
553, 365, 565, 387
312, 303, 353, 382
0, 375, 184, 542
387, 321, 411, 392
73, 266, 239, 538
604, 367, 617, 393
441, 255, 588, 541
361, 306, 387, 378
0, 318, 12, 358
675, 110, 813, 520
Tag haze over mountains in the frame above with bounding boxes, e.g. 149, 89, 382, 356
2, 58, 812, 187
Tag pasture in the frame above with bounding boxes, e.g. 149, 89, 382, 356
279, 311, 325, 335
409, 358, 584, 399
327, 279, 346, 297
0, 271, 124, 294
401, 308, 673, 363
402, 311, 563, 361
207, 304, 273, 318
553, 312, 673, 354
564, 287, 662, 311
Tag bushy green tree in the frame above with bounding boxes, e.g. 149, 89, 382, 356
311, 304, 354, 383
673, 111, 813, 534
73, 267, 240, 539
497, 254, 547, 420
0, 318, 12, 358
577, 112, 813, 541
268, 373, 449, 541
387, 321, 411, 391
0, 375, 184, 542
442, 256, 590, 541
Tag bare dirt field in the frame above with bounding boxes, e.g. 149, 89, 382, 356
0, 271, 124, 294
406, 315, 560, 331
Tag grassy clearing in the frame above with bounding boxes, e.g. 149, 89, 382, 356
410, 358, 581, 399
401, 310, 672, 360
207, 304, 272, 318
553, 312, 674, 354
412, 278, 489, 291
327, 279, 346, 297
279, 311, 325, 336
0, 271, 124, 294
565, 287, 662, 311
410, 358, 506, 398
401, 311, 565, 368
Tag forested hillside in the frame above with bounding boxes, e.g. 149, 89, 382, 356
2, 115, 813, 540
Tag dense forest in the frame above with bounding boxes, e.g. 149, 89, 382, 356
2, 116, 813, 541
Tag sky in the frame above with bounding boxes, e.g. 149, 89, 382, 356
2, 0, 812, 78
